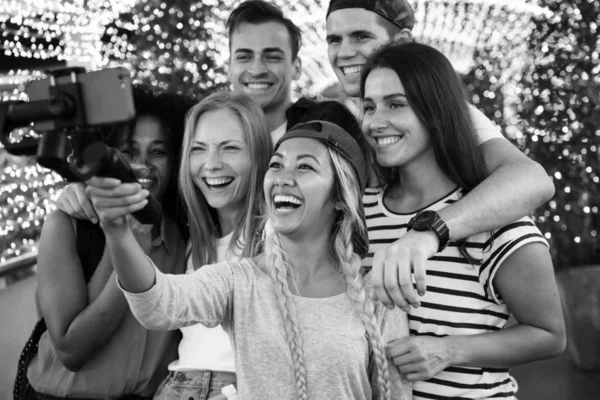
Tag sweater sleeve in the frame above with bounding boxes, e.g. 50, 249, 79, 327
370, 307, 413, 399
120, 259, 236, 331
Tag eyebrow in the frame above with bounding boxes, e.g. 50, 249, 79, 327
363, 93, 407, 102
327, 30, 373, 41
234, 47, 285, 55
192, 139, 245, 146
272, 152, 321, 164
351, 30, 374, 37
297, 154, 321, 164
263, 47, 285, 54
122, 139, 168, 146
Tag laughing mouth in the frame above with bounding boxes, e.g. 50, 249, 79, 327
244, 82, 273, 90
341, 65, 362, 76
273, 194, 303, 211
204, 177, 234, 189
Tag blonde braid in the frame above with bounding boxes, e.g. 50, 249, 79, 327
335, 223, 392, 400
266, 232, 308, 400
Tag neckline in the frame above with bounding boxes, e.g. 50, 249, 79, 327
243, 258, 348, 301
379, 186, 460, 217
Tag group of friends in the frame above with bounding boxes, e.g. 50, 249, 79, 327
20, 1, 566, 400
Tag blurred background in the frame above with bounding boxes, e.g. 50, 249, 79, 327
0, 0, 599, 399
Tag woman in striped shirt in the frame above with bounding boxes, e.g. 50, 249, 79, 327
359, 42, 566, 399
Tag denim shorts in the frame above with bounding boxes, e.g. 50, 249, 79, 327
153, 370, 237, 400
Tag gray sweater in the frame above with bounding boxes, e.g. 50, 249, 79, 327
122, 258, 412, 400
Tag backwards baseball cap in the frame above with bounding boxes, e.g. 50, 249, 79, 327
326, 0, 415, 31
274, 120, 367, 193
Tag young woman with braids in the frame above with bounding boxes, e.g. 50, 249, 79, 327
360, 42, 565, 400
84, 120, 412, 400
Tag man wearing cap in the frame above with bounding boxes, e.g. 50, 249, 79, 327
325, 0, 555, 323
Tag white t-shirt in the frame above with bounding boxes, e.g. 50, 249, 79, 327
271, 121, 287, 145
167, 232, 238, 372
468, 104, 503, 144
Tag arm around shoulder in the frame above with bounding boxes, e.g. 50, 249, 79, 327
438, 138, 554, 240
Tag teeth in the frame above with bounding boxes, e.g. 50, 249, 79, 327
342, 66, 362, 76
246, 83, 271, 90
138, 178, 152, 184
206, 177, 233, 186
273, 194, 303, 205
377, 136, 402, 146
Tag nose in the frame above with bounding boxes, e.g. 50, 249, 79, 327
337, 37, 356, 59
204, 148, 223, 171
248, 57, 268, 76
129, 152, 152, 179
274, 168, 296, 187
365, 107, 388, 134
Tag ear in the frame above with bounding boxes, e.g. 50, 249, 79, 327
392, 28, 413, 44
292, 57, 302, 81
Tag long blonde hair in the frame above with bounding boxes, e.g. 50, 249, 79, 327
264, 148, 391, 400
179, 91, 272, 267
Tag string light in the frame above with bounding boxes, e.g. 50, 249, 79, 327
0, 164, 65, 263
0, 0, 137, 68
100, 0, 335, 98
463, 0, 600, 267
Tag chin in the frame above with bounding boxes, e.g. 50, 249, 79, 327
269, 220, 297, 237
376, 156, 402, 169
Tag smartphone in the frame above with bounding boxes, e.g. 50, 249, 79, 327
25, 67, 135, 132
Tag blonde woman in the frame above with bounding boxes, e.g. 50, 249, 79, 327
53, 91, 272, 399
85, 121, 412, 400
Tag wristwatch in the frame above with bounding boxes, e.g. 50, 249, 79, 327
407, 210, 450, 252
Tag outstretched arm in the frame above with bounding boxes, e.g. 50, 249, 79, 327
86, 176, 234, 331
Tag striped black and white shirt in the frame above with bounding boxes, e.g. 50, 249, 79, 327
363, 187, 547, 400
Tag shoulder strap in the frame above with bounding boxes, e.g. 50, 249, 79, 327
76, 218, 106, 283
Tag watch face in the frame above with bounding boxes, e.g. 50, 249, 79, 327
416, 210, 437, 225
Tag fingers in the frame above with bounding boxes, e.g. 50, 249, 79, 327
84, 178, 149, 226
95, 199, 149, 222
400, 249, 421, 308
56, 183, 89, 220
413, 252, 427, 297
370, 230, 438, 309
371, 251, 393, 307
73, 183, 98, 223
384, 254, 410, 311
386, 337, 412, 358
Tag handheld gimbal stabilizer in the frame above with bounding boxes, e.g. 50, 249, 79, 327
0, 67, 162, 225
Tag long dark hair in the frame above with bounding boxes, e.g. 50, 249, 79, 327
360, 42, 489, 263
360, 42, 487, 192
